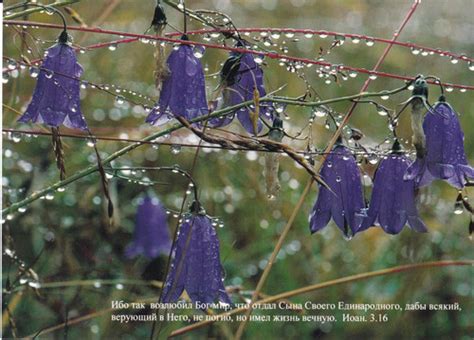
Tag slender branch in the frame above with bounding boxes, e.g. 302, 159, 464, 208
3, 1, 81, 20
3, 20, 473, 90
170, 260, 473, 337
105, 166, 199, 202
2, 85, 407, 216
5, 279, 162, 293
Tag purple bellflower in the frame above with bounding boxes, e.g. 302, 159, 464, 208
146, 36, 209, 126
309, 144, 366, 238
359, 141, 427, 235
405, 98, 474, 189
125, 195, 172, 259
162, 202, 231, 305
18, 34, 88, 130
210, 47, 273, 135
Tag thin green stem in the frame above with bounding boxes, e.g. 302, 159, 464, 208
5, 279, 162, 293
3, 1, 80, 20
2, 85, 407, 216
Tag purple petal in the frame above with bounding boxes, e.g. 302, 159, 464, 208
18, 43, 88, 130
309, 188, 332, 233
125, 196, 171, 259
162, 214, 231, 305
147, 44, 209, 125
420, 102, 473, 188
368, 155, 426, 234
310, 145, 364, 236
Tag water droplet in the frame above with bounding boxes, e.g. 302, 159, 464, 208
108, 43, 118, 51
140, 37, 150, 44
87, 139, 95, 147
93, 281, 102, 288
170, 145, 181, 155
381, 95, 390, 100
80, 81, 88, 89
450, 57, 459, 64
116, 283, 124, 290
29, 66, 39, 78
45, 70, 53, 79
304, 32, 313, 38
11, 132, 21, 143
285, 32, 295, 38
336, 176, 342, 182
45, 193, 54, 200
193, 46, 205, 59
446, 86, 454, 92
57, 187, 65, 192
369, 74, 378, 80
377, 107, 388, 116
411, 47, 421, 55
368, 154, 378, 165
7, 59, 17, 70
351, 37, 360, 44
319, 33, 328, 39
327, 161, 333, 168
274, 103, 285, 114
254, 56, 264, 64
115, 96, 125, 105
271, 32, 281, 39
313, 108, 327, 118
3, 72, 10, 84
454, 202, 463, 215
365, 39, 375, 46
18, 207, 27, 213
348, 70, 358, 78
468, 62, 474, 71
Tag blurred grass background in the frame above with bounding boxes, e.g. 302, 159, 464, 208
2, 0, 473, 338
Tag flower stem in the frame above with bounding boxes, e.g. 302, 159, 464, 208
3, 0, 81, 20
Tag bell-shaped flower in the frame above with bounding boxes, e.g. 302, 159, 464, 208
309, 144, 365, 237
162, 203, 231, 305
360, 142, 427, 234
405, 98, 474, 189
210, 49, 273, 135
18, 38, 88, 130
125, 195, 172, 259
146, 37, 209, 125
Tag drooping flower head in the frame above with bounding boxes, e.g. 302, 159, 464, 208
405, 97, 474, 189
146, 36, 209, 125
125, 195, 172, 259
309, 143, 365, 238
18, 32, 88, 130
210, 44, 273, 135
162, 202, 231, 305
360, 141, 427, 235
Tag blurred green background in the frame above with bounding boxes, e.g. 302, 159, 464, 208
2, 0, 473, 339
